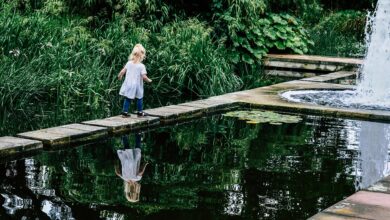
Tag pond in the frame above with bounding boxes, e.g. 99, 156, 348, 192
1, 112, 389, 219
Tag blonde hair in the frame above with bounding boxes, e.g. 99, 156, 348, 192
124, 181, 141, 203
129, 44, 146, 63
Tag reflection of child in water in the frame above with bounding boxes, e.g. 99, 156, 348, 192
115, 133, 148, 203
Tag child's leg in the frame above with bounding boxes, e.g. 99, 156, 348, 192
123, 98, 132, 113
136, 98, 143, 112
135, 133, 141, 149
121, 135, 130, 149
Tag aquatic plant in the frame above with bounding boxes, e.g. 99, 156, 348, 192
223, 110, 302, 124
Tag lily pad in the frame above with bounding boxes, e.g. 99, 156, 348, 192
223, 110, 302, 125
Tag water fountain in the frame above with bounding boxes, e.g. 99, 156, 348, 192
282, 0, 390, 111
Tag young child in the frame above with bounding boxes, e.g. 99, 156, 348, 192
118, 44, 152, 117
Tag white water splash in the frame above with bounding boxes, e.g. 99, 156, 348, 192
355, 0, 390, 104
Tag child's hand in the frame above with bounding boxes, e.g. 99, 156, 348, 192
118, 68, 126, 80
147, 79, 152, 83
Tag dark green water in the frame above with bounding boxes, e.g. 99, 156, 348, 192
1, 113, 389, 219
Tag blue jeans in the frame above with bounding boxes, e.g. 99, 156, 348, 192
123, 98, 143, 113
121, 133, 141, 149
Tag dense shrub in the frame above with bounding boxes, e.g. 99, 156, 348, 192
212, 0, 313, 66
309, 10, 367, 57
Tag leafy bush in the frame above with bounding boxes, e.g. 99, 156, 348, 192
212, 0, 313, 65
267, 0, 324, 25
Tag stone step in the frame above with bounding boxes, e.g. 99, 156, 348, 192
265, 69, 317, 78
0, 136, 43, 158
301, 71, 356, 83
264, 54, 363, 72
178, 98, 239, 114
366, 176, 390, 194
82, 115, 159, 134
17, 123, 108, 147
144, 105, 204, 123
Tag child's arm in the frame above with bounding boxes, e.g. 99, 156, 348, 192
142, 74, 152, 83
137, 162, 149, 176
115, 165, 122, 177
118, 68, 126, 80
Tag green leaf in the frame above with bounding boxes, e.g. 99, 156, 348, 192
293, 48, 304, 54
274, 41, 286, 50
241, 54, 254, 64
230, 53, 240, 64
252, 49, 265, 59
264, 30, 277, 40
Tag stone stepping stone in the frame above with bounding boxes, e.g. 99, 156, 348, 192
17, 123, 108, 147
0, 136, 43, 158
82, 115, 159, 134
317, 191, 390, 219
301, 71, 356, 83
178, 98, 238, 114
144, 105, 204, 123
367, 176, 390, 194
266, 54, 363, 65
264, 54, 362, 72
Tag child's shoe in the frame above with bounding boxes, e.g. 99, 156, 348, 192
137, 111, 147, 117
121, 112, 130, 118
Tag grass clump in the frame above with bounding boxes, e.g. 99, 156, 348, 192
308, 10, 367, 57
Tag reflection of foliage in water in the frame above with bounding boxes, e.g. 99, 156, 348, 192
25, 114, 357, 219
31, 116, 262, 215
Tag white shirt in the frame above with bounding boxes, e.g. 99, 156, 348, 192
117, 148, 142, 182
119, 61, 147, 99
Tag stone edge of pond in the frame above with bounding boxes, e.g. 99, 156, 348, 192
309, 189, 390, 219
219, 78, 390, 123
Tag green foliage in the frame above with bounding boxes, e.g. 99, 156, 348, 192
40, 0, 68, 16
212, 0, 313, 65
309, 10, 367, 57
0, 9, 149, 132
317, 10, 366, 38
148, 19, 242, 97
267, 0, 324, 25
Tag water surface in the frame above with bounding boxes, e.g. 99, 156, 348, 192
1, 113, 389, 219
